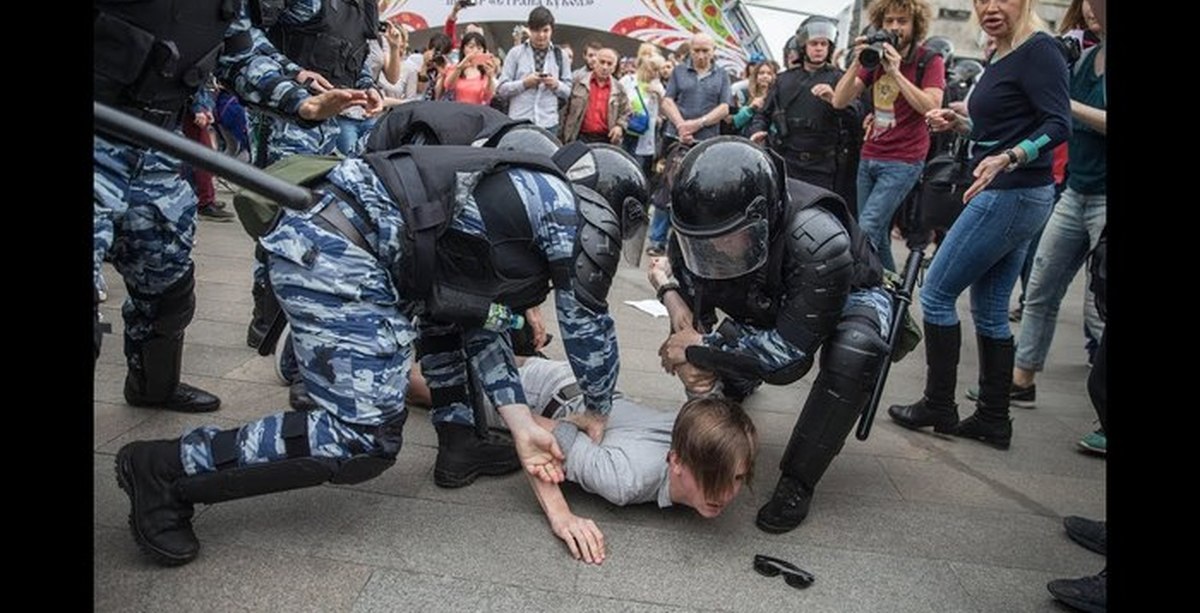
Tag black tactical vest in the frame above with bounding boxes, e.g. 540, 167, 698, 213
364, 101, 527, 153
362, 146, 573, 325
267, 0, 377, 89
771, 65, 843, 152
94, 0, 241, 119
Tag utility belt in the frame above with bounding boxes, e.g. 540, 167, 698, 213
788, 148, 837, 163
115, 104, 184, 131
542, 381, 584, 418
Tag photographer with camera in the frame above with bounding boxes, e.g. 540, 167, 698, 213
750, 17, 861, 199
831, 0, 945, 273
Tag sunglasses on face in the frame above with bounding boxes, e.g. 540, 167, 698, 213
753, 554, 815, 589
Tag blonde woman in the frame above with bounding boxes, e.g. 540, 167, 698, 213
888, 0, 1071, 450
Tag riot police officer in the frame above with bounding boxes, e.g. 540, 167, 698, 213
114, 138, 648, 566
94, 0, 371, 413
243, 0, 385, 350
650, 137, 892, 534
750, 17, 861, 199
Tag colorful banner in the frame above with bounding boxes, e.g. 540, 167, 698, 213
379, 0, 751, 70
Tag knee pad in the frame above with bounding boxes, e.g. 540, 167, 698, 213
138, 266, 196, 338
819, 316, 889, 391
178, 411, 403, 504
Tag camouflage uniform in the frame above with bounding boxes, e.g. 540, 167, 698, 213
180, 160, 620, 472
94, 10, 317, 405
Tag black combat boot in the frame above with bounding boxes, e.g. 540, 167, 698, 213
433, 423, 523, 488
124, 336, 220, 413
952, 335, 1014, 450
756, 475, 814, 534
114, 439, 199, 566
288, 379, 318, 412
888, 322, 961, 433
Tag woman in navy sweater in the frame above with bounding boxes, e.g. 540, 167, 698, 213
887, 0, 1070, 450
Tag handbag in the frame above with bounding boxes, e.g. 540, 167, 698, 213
916, 136, 973, 234
626, 83, 651, 136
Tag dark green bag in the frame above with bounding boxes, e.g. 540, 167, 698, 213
232, 154, 341, 238
882, 269, 922, 363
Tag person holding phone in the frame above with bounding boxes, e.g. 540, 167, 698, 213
496, 6, 572, 133
439, 32, 499, 105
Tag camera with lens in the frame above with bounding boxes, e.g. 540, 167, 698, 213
378, 21, 390, 33
858, 29, 900, 70
1053, 34, 1081, 65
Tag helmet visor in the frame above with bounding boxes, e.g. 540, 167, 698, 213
621, 196, 649, 267
674, 219, 770, 280
801, 21, 837, 43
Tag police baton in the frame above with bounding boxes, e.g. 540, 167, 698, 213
855, 246, 925, 440
93, 101, 315, 211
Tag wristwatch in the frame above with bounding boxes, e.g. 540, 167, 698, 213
1004, 149, 1020, 171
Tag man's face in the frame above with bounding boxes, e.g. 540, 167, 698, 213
805, 38, 830, 64
669, 453, 747, 518
592, 50, 617, 80
881, 8, 914, 51
585, 47, 598, 69
528, 24, 552, 49
690, 39, 715, 70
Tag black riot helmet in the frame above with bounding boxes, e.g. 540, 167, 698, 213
490, 123, 562, 158
796, 16, 839, 65
670, 137, 782, 280
924, 36, 955, 63
951, 58, 984, 86
783, 35, 803, 68
587, 143, 650, 266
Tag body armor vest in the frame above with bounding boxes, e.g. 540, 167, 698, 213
94, 0, 241, 118
770, 65, 843, 153
362, 146, 573, 325
364, 101, 527, 153
266, 0, 377, 89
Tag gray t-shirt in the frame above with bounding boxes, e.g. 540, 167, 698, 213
512, 358, 675, 508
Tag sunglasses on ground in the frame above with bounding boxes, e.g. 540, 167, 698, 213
753, 554, 815, 589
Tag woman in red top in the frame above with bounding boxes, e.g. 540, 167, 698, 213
438, 32, 499, 105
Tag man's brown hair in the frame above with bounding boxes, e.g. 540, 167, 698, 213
671, 396, 758, 501
866, 0, 934, 55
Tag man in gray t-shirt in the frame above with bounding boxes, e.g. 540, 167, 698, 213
406, 356, 757, 564
660, 33, 732, 144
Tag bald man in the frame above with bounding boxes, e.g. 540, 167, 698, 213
561, 47, 632, 145
660, 33, 732, 145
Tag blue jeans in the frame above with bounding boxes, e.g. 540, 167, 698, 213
648, 207, 670, 250
336, 115, 377, 157
920, 185, 1055, 339
1014, 188, 1107, 371
856, 159, 924, 272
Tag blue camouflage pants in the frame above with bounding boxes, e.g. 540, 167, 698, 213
93, 135, 197, 356
180, 196, 413, 474
265, 115, 341, 166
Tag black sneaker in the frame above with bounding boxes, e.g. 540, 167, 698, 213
198, 202, 236, 222
1047, 569, 1106, 613
1063, 516, 1106, 555
645, 245, 666, 257
755, 475, 813, 534
965, 382, 1036, 408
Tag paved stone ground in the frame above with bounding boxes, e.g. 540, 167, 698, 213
94, 185, 1104, 612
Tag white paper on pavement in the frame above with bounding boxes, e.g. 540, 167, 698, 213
624, 299, 669, 318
